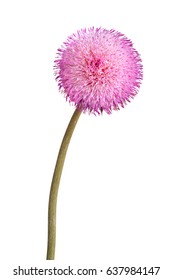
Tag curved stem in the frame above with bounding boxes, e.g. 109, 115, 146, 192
46, 108, 81, 260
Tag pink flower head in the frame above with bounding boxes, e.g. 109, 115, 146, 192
54, 27, 143, 114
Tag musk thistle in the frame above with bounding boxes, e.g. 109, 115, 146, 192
47, 27, 143, 260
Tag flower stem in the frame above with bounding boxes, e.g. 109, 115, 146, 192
46, 108, 81, 260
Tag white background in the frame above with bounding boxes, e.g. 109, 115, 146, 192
0, 0, 173, 279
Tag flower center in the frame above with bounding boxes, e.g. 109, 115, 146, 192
90, 58, 101, 68
83, 56, 109, 84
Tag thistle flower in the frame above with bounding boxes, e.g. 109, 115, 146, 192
54, 27, 143, 114
47, 27, 143, 260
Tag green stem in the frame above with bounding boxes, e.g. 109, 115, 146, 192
46, 108, 81, 260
